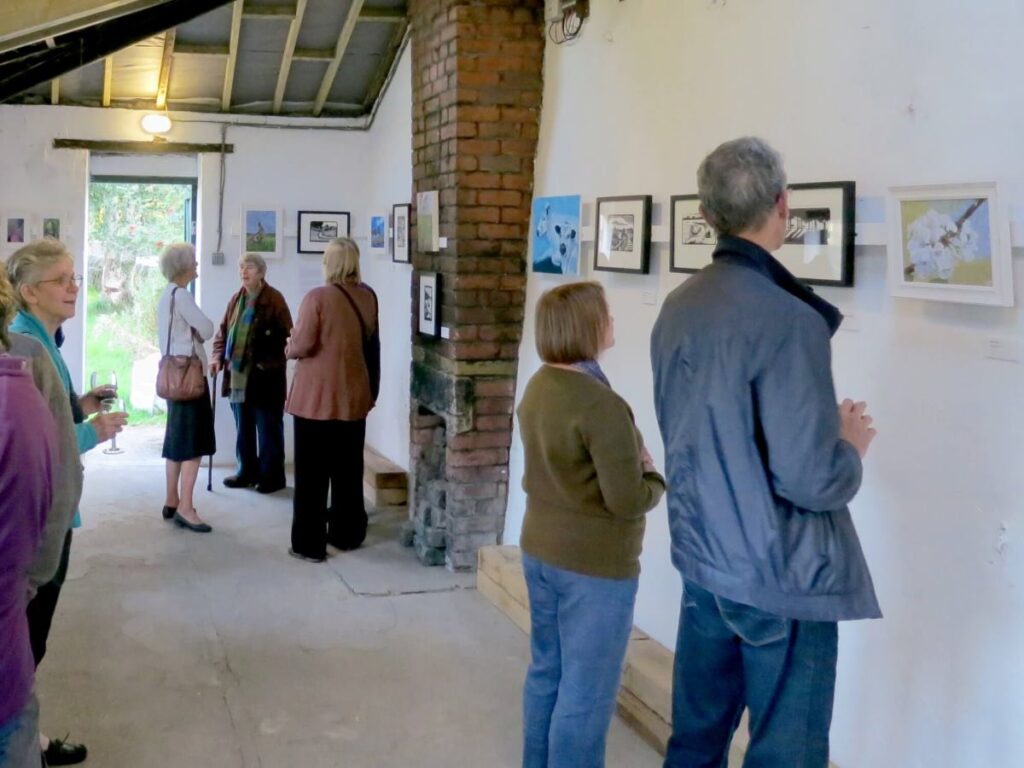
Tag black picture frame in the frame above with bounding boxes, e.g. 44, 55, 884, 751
297, 210, 350, 254
392, 203, 411, 264
418, 271, 440, 336
783, 181, 855, 287
669, 194, 713, 274
593, 195, 652, 274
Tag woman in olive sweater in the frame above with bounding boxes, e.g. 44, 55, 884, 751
517, 281, 666, 768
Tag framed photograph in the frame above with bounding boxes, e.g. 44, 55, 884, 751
392, 203, 410, 263
42, 217, 60, 240
670, 194, 716, 274
370, 215, 386, 253
777, 182, 855, 286
418, 272, 440, 336
888, 182, 1013, 306
594, 195, 652, 274
670, 183, 855, 286
297, 210, 350, 254
531, 194, 581, 275
5, 215, 26, 245
243, 208, 281, 258
416, 190, 440, 253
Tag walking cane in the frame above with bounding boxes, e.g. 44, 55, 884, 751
207, 370, 218, 492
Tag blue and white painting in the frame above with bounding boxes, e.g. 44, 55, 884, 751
531, 194, 581, 275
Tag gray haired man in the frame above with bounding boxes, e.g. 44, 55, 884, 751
651, 137, 880, 766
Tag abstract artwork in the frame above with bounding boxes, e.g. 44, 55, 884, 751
370, 215, 386, 252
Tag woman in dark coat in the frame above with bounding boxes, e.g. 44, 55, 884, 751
210, 253, 293, 494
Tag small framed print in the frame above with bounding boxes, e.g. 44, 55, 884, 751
418, 271, 440, 336
297, 210, 350, 254
42, 217, 61, 240
243, 208, 281, 259
5, 214, 26, 245
887, 182, 1013, 306
670, 195, 715, 274
593, 195, 652, 274
392, 203, 410, 263
416, 190, 440, 253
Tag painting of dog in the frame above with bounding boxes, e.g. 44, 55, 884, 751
531, 194, 582, 275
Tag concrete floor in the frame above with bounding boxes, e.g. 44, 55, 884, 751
35, 427, 664, 767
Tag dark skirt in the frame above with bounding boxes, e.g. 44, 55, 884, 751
162, 380, 216, 461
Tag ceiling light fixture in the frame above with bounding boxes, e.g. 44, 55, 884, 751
140, 113, 172, 135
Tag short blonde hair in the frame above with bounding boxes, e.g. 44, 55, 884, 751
6, 238, 74, 311
322, 237, 361, 285
0, 262, 16, 348
239, 253, 267, 276
160, 242, 195, 281
535, 281, 609, 364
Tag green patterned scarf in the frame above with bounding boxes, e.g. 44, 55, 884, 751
225, 288, 259, 403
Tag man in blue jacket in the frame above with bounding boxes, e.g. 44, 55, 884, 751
651, 137, 879, 767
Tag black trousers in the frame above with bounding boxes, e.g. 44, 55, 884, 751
27, 528, 72, 667
291, 416, 367, 559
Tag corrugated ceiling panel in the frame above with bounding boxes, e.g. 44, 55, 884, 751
110, 35, 164, 101
176, 4, 233, 46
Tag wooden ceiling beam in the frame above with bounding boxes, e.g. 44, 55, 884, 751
359, 7, 405, 22
102, 55, 112, 106
155, 27, 175, 109
363, 20, 407, 112
293, 47, 332, 61
272, 0, 307, 114
176, 42, 229, 56
50, 78, 60, 105
242, 4, 296, 19
0, 0, 167, 55
312, 0, 365, 117
54, 138, 234, 154
221, 0, 243, 110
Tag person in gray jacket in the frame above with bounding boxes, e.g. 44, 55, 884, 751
651, 137, 879, 767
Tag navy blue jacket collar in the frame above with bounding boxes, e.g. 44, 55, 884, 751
712, 235, 843, 336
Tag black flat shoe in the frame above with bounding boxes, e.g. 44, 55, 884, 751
256, 480, 286, 494
288, 547, 325, 563
223, 475, 257, 489
162, 505, 177, 520
173, 512, 212, 533
44, 736, 87, 766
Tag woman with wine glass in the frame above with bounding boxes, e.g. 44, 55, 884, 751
6, 239, 127, 766
156, 242, 216, 534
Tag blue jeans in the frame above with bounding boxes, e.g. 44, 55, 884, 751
0, 693, 39, 768
664, 580, 838, 768
521, 554, 638, 768
230, 402, 285, 486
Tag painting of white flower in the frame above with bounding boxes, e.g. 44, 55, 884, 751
901, 198, 992, 286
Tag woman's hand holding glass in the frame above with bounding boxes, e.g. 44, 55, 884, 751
82, 370, 119, 415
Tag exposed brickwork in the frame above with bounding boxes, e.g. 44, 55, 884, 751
406, 0, 543, 570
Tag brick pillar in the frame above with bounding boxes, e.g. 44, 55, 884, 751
406, 0, 544, 570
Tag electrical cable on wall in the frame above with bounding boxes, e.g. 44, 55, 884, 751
549, 1, 588, 45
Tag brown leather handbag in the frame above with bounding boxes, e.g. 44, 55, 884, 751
156, 287, 205, 402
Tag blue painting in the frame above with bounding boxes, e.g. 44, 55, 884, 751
531, 194, 581, 275
371, 215, 386, 249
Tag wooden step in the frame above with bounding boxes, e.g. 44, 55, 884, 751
363, 446, 407, 509
476, 545, 838, 767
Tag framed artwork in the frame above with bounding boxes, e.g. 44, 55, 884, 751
531, 194, 581, 275
670, 182, 855, 286
297, 210, 350, 254
418, 272, 440, 336
43, 217, 60, 240
243, 208, 281, 258
594, 195, 652, 274
392, 203, 410, 263
5, 215, 26, 245
777, 182, 855, 286
416, 190, 440, 252
370, 215, 386, 253
670, 195, 716, 273
888, 182, 1013, 306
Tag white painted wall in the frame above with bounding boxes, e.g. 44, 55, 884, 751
0, 44, 413, 468
503, 2, 1024, 766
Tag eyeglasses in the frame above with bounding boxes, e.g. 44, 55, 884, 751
36, 274, 83, 288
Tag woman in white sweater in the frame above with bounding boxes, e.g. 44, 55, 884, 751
156, 243, 216, 533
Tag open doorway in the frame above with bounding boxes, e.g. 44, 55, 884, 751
85, 176, 197, 433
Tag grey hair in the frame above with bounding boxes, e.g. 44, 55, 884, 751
5, 238, 74, 310
697, 137, 787, 237
322, 237, 361, 285
239, 252, 267, 276
160, 242, 195, 280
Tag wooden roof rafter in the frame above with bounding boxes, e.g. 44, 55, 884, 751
221, 0, 243, 110
273, 0, 307, 114
313, 0, 365, 117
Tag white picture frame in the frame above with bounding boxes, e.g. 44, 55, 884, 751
416, 190, 440, 253
369, 214, 386, 254
887, 182, 1014, 306
242, 207, 282, 259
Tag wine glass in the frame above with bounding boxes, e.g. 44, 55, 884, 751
100, 396, 125, 455
90, 370, 118, 400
